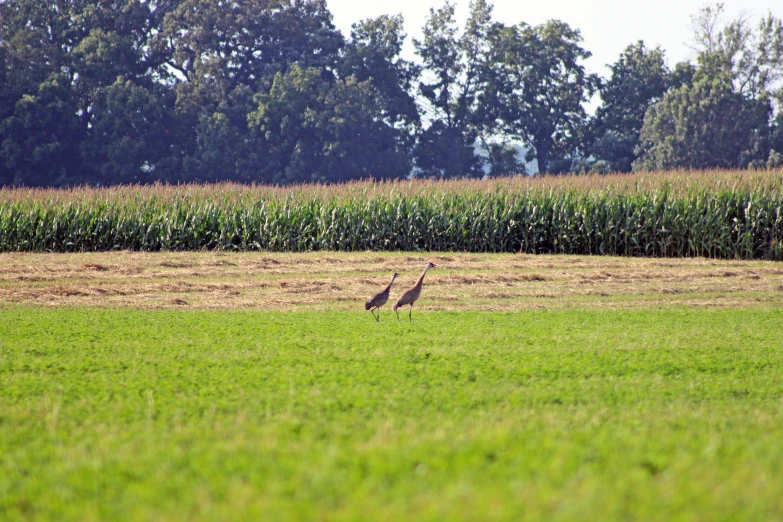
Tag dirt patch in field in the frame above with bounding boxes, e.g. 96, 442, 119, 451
0, 251, 781, 311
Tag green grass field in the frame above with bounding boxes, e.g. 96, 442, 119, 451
2, 302, 783, 520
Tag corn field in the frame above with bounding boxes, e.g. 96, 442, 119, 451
1, 170, 782, 259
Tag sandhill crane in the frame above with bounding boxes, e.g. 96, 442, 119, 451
365, 272, 399, 322
393, 262, 437, 322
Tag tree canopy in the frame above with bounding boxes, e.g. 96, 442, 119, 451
632, 4, 783, 171
587, 42, 671, 173
1, 0, 782, 186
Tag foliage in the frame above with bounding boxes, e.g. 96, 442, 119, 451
1, 171, 782, 259
413, 0, 495, 178
340, 14, 421, 137
2, 306, 783, 520
248, 65, 411, 183
0, 0, 180, 185
689, 3, 783, 98
1, 0, 782, 184
80, 80, 181, 184
159, 0, 347, 182
0, 0, 417, 186
0, 74, 83, 186
634, 77, 772, 171
588, 42, 671, 173
412, 3, 597, 176
634, 4, 783, 171
490, 20, 598, 174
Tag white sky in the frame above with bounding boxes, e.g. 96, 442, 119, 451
326, 0, 783, 77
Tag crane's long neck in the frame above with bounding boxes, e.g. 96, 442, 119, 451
414, 266, 430, 288
385, 274, 397, 291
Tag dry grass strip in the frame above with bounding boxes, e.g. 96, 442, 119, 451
0, 251, 781, 311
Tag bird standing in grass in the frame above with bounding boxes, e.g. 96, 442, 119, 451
365, 272, 399, 322
393, 262, 437, 322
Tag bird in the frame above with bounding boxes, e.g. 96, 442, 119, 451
393, 262, 437, 322
364, 272, 399, 322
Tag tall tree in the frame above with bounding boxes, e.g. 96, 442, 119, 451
413, 0, 496, 178
491, 20, 599, 174
634, 3, 783, 171
0, 73, 83, 186
158, 0, 346, 182
80, 79, 181, 184
0, 47, 15, 186
690, 3, 783, 98
248, 64, 411, 183
0, 0, 181, 186
0, 0, 85, 185
338, 14, 421, 174
633, 76, 771, 170
588, 42, 671, 172
770, 111, 783, 167
341, 14, 420, 136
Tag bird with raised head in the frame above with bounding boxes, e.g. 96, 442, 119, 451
393, 262, 437, 322
364, 272, 399, 322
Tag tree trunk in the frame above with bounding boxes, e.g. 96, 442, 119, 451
534, 136, 550, 174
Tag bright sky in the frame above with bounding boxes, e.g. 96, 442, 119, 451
326, 0, 783, 77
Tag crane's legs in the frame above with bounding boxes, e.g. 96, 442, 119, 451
395, 308, 400, 322
370, 308, 379, 322
409, 304, 413, 322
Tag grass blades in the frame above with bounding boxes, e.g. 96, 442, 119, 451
2, 307, 783, 520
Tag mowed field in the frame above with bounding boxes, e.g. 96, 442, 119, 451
2, 251, 783, 521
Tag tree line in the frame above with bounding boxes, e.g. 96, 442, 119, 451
1, 0, 782, 186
